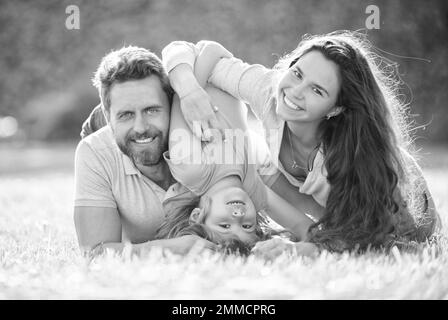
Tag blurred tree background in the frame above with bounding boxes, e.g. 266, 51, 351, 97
0, 0, 447, 143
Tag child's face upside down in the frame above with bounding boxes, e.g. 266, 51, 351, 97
198, 186, 259, 245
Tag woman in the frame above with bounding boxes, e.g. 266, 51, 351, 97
162, 31, 441, 254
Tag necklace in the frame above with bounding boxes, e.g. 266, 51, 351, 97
286, 124, 319, 172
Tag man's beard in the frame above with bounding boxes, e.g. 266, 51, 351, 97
117, 128, 168, 166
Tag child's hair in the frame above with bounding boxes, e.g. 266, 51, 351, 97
275, 31, 421, 252
156, 190, 296, 255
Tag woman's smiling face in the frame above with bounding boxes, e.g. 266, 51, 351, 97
276, 50, 342, 123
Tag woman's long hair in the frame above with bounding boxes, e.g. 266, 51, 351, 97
276, 31, 414, 252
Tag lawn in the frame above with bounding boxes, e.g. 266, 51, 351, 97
0, 142, 447, 299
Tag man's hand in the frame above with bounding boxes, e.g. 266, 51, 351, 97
154, 235, 218, 255
251, 237, 319, 260
179, 86, 223, 142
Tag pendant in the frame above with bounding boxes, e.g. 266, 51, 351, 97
292, 160, 299, 169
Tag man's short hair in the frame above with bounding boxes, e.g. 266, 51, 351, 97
92, 46, 174, 114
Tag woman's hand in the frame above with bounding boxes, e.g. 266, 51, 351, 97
251, 237, 319, 260
169, 63, 223, 142
179, 85, 223, 142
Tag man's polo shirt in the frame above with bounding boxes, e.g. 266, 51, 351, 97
74, 125, 182, 243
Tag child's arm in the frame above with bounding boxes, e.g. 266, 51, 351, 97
167, 86, 246, 195
252, 237, 320, 259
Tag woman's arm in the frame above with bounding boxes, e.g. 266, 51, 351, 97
74, 205, 216, 258
163, 40, 275, 129
164, 40, 233, 95
163, 41, 233, 141
270, 172, 326, 222
264, 186, 316, 241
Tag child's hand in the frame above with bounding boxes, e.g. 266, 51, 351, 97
156, 235, 218, 255
293, 241, 320, 258
251, 237, 296, 260
251, 238, 319, 260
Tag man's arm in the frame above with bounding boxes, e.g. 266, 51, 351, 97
74, 206, 122, 255
74, 206, 216, 257
74, 140, 215, 258
73, 145, 153, 257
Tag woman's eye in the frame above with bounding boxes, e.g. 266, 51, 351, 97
242, 224, 253, 230
313, 87, 323, 96
292, 69, 302, 79
219, 224, 231, 229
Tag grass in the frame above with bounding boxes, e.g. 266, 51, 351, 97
0, 142, 447, 299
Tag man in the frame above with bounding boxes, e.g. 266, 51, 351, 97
74, 46, 216, 257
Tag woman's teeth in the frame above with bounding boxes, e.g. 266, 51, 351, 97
284, 96, 303, 110
134, 137, 155, 144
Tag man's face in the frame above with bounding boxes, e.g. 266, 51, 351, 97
108, 76, 170, 166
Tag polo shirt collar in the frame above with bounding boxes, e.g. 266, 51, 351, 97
107, 127, 140, 176
122, 153, 140, 176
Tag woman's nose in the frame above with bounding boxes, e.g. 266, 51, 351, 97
291, 83, 305, 100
